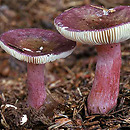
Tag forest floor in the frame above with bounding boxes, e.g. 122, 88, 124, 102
0, 0, 129, 129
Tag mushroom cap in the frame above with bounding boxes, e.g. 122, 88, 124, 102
0, 28, 76, 64
54, 5, 130, 45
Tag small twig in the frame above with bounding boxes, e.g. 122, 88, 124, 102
84, 120, 100, 126
90, 5, 109, 12
84, 100, 88, 117
77, 87, 83, 97
64, 66, 75, 76
77, 103, 84, 114
110, 106, 130, 115
14, 99, 18, 105
1, 112, 10, 129
48, 79, 61, 89
1, 93, 5, 102
48, 120, 72, 130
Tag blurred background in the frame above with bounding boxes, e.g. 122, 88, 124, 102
0, 0, 130, 33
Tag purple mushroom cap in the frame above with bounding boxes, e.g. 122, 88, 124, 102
55, 5, 130, 31
54, 5, 130, 45
0, 28, 76, 64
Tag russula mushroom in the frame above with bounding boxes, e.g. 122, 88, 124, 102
0, 28, 76, 109
54, 5, 130, 114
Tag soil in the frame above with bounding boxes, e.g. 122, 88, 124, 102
0, 0, 130, 130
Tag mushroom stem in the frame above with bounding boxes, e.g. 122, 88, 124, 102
27, 63, 46, 109
87, 43, 121, 114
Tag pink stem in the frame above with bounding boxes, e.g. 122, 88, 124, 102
27, 63, 46, 109
87, 43, 121, 114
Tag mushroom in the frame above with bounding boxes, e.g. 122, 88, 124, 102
54, 5, 130, 114
0, 28, 76, 109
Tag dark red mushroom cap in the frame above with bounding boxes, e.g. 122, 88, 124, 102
0, 28, 76, 64
54, 5, 130, 44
